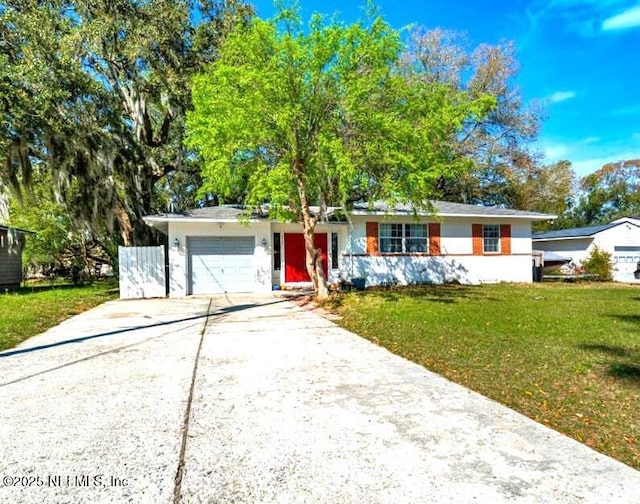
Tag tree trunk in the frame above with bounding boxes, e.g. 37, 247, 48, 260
314, 249, 329, 300
295, 159, 330, 300
115, 199, 134, 246
301, 220, 329, 301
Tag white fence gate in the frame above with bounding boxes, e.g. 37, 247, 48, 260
118, 246, 166, 299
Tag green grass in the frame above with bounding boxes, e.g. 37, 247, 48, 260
0, 281, 119, 351
328, 283, 640, 470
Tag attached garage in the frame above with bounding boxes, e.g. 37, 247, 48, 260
188, 236, 256, 294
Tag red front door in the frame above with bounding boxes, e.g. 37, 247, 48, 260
284, 233, 328, 282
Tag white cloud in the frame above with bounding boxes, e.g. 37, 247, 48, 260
602, 5, 640, 31
546, 90, 577, 103
572, 157, 610, 175
611, 104, 640, 116
543, 143, 570, 159
572, 151, 640, 176
540, 136, 638, 176
525, 0, 633, 39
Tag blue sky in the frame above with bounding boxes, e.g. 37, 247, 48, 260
250, 0, 640, 177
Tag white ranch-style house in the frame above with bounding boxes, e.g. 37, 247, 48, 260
143, 201, 554, 297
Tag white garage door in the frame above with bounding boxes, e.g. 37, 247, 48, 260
613, 246, 640, 282
188, 237, 255, 294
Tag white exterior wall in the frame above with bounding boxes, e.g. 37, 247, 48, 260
535, 221, 640, 282
163, 214, 540, 294
612, 217, 640, 226
592, 222, 640, 252
595, 223, 640, 283
167, 221, 272, 297
342, 216, 534, 285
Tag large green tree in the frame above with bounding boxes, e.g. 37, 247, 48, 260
567, 159, 640, 226
0, 0, 252, 244
506, 159, 577, 230
187, 7, 496, 298
403, 28, 544, 207
6, 168, 117, 276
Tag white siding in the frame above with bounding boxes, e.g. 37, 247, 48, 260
342, 216, 534, 285
164, 215, 539, 293
346, 255, 532, 285
118, 246, 166, 299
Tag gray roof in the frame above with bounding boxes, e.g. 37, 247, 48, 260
533, 222, 627, 240
146, 205, 267, 222
143, 205, 265, 234
351, 200, 556, 220
145, 201, 556, 232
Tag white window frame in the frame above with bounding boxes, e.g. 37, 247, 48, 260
483, 224, 500, 254
379, 223, 428, 254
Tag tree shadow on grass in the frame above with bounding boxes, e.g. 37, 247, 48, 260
578, 343, 640, 384
608, 363, 640, 379
610, 314, 640, 325
362, 284, 488, 304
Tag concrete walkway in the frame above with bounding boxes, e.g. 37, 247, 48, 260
1, 295, 639, 503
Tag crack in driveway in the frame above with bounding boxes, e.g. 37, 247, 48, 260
173, 298, 213, 504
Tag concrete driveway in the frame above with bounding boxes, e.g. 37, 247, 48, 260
1, 294, 639, 504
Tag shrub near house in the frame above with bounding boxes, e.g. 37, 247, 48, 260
582, 246, 614, 281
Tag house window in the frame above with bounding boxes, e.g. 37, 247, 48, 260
405, 224, 428, 253
273, 232, 281, 270
379, 223, 428, 253
380, 224, 403, 253
331, 232, 339, 269
483, 224, 500, 253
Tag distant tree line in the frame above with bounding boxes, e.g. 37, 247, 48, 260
0, 1, 634, 284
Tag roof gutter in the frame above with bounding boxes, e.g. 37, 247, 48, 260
349, 210, 557, 221
532, 235, 595, 242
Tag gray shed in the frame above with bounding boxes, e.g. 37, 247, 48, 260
0, 225, 33, 291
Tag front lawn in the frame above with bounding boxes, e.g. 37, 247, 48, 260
0, 281, 118, 351
329, 283, 640, 470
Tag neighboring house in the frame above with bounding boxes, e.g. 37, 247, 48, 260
533, 218, 640, 282
143, 201, 554, 297
0, 225, 32, 291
